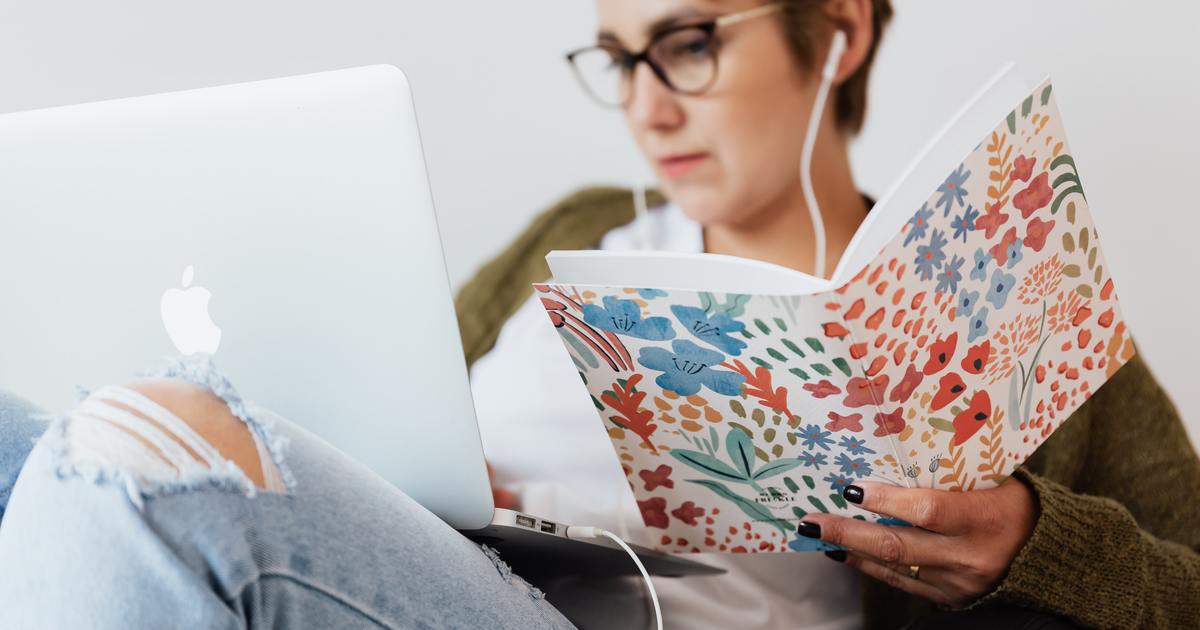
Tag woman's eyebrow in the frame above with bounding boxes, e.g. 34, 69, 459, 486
596, 7, 712, 46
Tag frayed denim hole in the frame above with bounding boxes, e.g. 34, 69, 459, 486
479, 544, 546, 601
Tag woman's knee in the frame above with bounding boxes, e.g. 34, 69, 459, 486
121, 378, 270, 488
58, 377, 281, 495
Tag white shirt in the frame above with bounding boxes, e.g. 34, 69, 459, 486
470, 202, 862, 629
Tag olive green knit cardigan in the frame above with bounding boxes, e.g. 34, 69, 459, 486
454, 187, 1200, 630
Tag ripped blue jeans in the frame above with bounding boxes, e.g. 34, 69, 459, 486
0, 356, 576, 630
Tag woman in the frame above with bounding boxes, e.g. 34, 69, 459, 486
462, 0, 1200, 628
0, 2, 1196, 630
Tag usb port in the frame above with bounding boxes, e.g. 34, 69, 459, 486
515, 515, 536, 528
540, 520, 556, 533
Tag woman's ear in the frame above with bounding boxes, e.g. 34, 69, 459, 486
824, 0, 875, 85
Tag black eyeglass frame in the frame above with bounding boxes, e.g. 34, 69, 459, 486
565, 2, 785, 108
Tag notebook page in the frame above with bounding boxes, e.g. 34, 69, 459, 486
830, 64, 1030, 285
547, 250, 834, 295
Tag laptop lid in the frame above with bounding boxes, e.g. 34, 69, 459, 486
0, 65, 496, 530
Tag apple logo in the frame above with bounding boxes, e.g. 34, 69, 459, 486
160, 265, 222, 356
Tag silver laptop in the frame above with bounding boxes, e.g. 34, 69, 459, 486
0, 65, 720, 578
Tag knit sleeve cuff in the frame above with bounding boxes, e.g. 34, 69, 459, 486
970, 468, 1143, 618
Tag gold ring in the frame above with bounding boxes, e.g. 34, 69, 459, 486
908, 565, 921, 580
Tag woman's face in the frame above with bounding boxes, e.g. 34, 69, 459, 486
594, 0, 820, 226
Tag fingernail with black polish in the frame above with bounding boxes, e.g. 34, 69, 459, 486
797, 521, 821, 539
824, 550, 847, 563
843, 485, 864, 504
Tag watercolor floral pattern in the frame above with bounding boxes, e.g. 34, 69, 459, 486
537, 79, 1131, 554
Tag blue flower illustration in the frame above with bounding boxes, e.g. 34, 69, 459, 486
797, 423, 835, 452
950, 205, 979, 242
636, 288, 668, 299
583, 296, 675, 340
968, 306, 991, 343
670, 305, 747, 356
970, 248, 991, 282
800, 451, 828, 469
834, 453, 873, 479
1004, 238, 1024, 269
824, 471, 855, 494
935, 164, 971, 216
914, 229, 948, 281
837, 435, 877, 456
956, 289, 980, 318
877, 516, 912, 527
985, 268, 1016, 310
638, 340, 744, 397
934, 254, 965, 295
904, 204, 934, 246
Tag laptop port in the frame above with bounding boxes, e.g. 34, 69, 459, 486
515, 515, 536, 529
540, 520, 556, 533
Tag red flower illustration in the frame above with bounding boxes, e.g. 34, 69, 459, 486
922, 332, 959, 376
1024, 216, 1056, 252
873, 408, 906, 437
803, 379, 842, 398
1011, 154, 1035, 182
931, 372, 966, 412
823, 322, 851, 338
638, 464, 675, 491
843, 374, 890, 408
961, 340, 991, 375
1013, 172, 1052, 219
825, 411, 864, 433
638, 497, 670, 529
671, 501, 706, 526
952, 390, 992, 445
975, 202, 1010, 239
889, 363, 924, 403
989, 227, 1019, 267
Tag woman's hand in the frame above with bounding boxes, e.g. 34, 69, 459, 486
797, 477, 1037, 607
487, 461, 520, 510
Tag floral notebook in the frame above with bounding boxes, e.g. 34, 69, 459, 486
536, 75, 1135, 554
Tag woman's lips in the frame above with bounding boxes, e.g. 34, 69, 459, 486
658, 152, 709, 179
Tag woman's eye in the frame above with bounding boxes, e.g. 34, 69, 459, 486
673, 37, 712, 58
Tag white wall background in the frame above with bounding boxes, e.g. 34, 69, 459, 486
2, 1, 1198, 445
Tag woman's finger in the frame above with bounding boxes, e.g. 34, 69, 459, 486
798, 514, 949, 567
840, 551, 951, 605
844, 481, 971, 535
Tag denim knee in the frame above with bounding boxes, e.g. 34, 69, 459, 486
40, 355, 294, 509
0, 390, 52, 520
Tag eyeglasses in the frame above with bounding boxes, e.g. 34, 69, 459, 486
565, 3, 785, 108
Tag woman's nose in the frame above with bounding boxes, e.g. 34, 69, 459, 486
624, 63, 684, 132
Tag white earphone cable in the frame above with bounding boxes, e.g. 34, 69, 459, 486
800, 30, 848, 279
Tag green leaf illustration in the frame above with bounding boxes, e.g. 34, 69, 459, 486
726, 427, 756, 479
832, 357, 853, 377
928, 417, 955, 433
751, 357, 773, 370
782, 338, 807, 358
670, 449, 748, 483
751, 458, 803, 481
687, 479, 793, 535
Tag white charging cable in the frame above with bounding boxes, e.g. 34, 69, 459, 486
566, 526, 662, 630
800, 30, 848, 280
